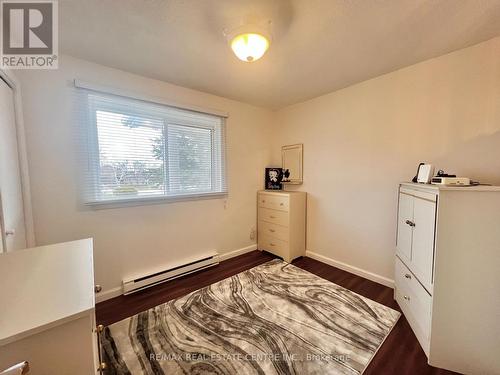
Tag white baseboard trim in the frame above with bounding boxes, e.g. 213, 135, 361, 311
96, 244, 258, 303
305, 250, 394, 288
219, 244, 258, 262
95, 286, 122, 303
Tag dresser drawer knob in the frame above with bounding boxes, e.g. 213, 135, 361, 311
269, 229, 276, 233
404, 274, 411, 279
98, 362, 107, 371
270, 243, 276, 247
270, 215, 276, 219
262, 200, 265, 203
280, 202, 284, 206
403, 295, 410, 301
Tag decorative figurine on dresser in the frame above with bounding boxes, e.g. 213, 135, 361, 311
258, 144, 306, 262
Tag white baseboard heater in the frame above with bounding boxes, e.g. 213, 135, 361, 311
122, 251, 219, 295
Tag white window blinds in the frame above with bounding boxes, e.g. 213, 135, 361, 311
80, 91, 227, 205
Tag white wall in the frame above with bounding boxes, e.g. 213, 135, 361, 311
272, 36, 500, 283
17, 55, 274, 298
17, 36, 500, 297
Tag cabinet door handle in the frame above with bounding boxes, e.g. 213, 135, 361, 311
405, 220, 415, 227
269, 229, 276, 233
5, 230, 15, 236
404, 274, 411, 279
403, 295, 410, 301
270, 216, 276, 219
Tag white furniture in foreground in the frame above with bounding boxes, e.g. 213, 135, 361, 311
0, 239, 100, 375
395, 182, 500, 374
257, 190, 306, 262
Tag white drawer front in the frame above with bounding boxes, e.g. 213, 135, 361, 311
258, 207, 289, 227
258, 235, 289, 260
258, 193, 289, 212
395, 257, 432, 348
258, 221, 289, 242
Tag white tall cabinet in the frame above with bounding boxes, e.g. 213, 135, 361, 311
395, 183, 500, 374
257, 191, 306, 262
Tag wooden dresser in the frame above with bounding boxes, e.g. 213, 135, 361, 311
395, 183, 500, 374
257, 190, 306, 262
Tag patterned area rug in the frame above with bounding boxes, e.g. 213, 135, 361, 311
102, 259, 400, 374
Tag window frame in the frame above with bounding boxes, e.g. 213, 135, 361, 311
83, 92, 227, 208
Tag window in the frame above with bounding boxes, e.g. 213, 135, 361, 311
82, 92, 226, 205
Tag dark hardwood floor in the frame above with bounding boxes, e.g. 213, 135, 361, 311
96, 251, 457, 375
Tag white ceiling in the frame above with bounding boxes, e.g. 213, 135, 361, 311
60, 0, 500, 109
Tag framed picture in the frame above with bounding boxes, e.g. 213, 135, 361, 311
265, 168, 283, 190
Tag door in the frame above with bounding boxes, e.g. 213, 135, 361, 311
0, 78, 27, 252
411, 197, 436, 288
397, 192, 413, 263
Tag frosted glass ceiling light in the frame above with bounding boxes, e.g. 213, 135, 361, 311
231, 33, 270, 62
225, 23, 272, 63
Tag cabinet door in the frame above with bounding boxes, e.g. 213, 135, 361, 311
411, 197, 436, 288
397, 193, 413, 263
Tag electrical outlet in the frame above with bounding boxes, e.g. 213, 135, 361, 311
250, 227, 256, 240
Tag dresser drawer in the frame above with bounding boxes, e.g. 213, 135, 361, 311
258, 235, 289, 260
258, 193, 289, 212
258, 207, 289, 227
258, 221, 289, 242
395, 257, 432, 350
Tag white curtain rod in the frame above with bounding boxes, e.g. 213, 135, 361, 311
73, 79, 229, 118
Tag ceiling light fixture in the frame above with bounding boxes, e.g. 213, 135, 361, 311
231, 33, 269, 62
224, 23, 272, 63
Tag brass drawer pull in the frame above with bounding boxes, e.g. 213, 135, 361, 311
98, 362, 107, 371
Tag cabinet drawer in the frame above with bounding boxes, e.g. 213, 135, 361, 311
258, 235, 289, 260
258, 221, 289, 242
258, 207, 289, 227
395, 257, 432, 348
258, 193, 289, 212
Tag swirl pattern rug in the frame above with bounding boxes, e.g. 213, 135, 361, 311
102, 259, 400, 375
